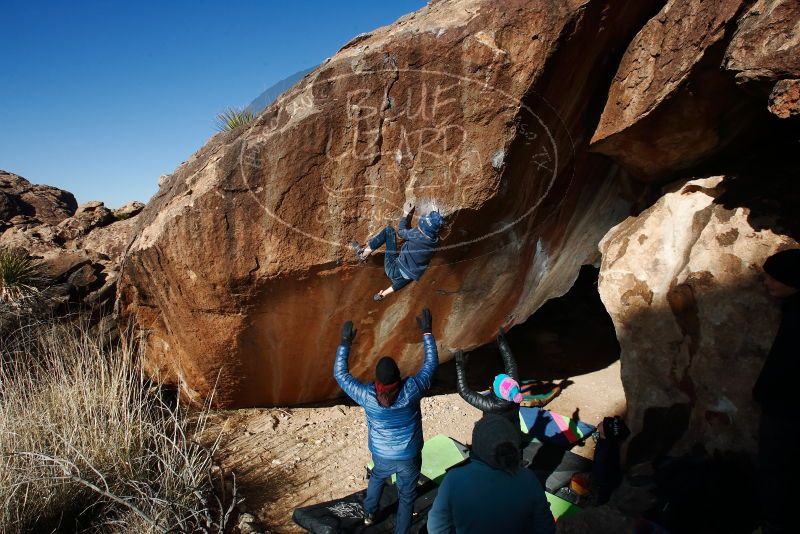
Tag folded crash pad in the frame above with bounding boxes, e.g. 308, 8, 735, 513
519, 407, 596, 448
292, 480, 439, 533
292, 479, 578, 533
519, 379, 563, 407
546, 492, 582, 521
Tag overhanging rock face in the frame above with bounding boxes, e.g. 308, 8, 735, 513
119, 0, 659, 406
590, 0, 754, 180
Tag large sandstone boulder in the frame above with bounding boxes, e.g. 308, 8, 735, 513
598, 176, 797, 460
119, 0, 661, 407
590, 0, 758, 180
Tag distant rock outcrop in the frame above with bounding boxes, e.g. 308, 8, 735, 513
0, 170, 142, 317
0, 170, 77, 227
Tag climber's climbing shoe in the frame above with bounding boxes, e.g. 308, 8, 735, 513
350, 240, 368, 263
373, 292, 384, 302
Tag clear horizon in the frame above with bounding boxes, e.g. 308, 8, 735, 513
1, 0, 426, 208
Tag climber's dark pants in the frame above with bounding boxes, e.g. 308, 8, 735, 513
368, 226, 411, 291
364, 454, 421, 534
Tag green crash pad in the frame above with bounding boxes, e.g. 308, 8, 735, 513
546, 492, 581, 520
368, 434, 468, 484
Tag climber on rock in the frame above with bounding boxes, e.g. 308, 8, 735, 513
352, 202, 444, 302
453, 327, 524, 430
333, 308, 438, 534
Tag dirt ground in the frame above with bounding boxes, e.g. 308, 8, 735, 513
210, 268, 626, 532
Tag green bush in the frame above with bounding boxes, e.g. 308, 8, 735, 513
0, 318, 235, 532
214, 107, 256, 132
0, 249, 42, 303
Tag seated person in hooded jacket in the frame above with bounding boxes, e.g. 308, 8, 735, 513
333, 308, 438, 534
453, 327, 523, 429
352, 202, 444, 302
427, 414, 555, 534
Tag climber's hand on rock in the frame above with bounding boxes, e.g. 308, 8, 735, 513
341, 321, 357, 347
416, 308, 432, 335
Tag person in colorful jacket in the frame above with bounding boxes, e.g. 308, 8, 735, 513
333, 308, 438, 534
352, 202, 444, 301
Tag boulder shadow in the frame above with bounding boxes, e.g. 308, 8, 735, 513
431, 265, 620, 395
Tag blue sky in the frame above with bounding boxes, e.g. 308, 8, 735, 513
0, 0, 426, 207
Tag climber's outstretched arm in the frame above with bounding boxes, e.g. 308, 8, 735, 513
496, 327, 520, 382
412, 308, 438, 391
332, 321, 370, 406
397, 201, 414, 240
454, 351, 497, 412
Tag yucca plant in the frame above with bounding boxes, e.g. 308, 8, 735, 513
0, 248, 42, 303
214, 106, 255, 132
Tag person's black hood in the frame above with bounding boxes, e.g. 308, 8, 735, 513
471, 414, 520, 472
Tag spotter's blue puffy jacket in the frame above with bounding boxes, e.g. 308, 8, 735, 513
333, 333, 438, 460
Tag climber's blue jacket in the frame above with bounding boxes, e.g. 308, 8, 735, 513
397, 216, 439, 281
333, 333, 438, 460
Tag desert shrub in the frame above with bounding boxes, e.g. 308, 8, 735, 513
214, 107, 255, 132
0, 318, 236, 532
0, 248, 43, 304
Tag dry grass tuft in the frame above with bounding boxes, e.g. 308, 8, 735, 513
0, 317, 236, 532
